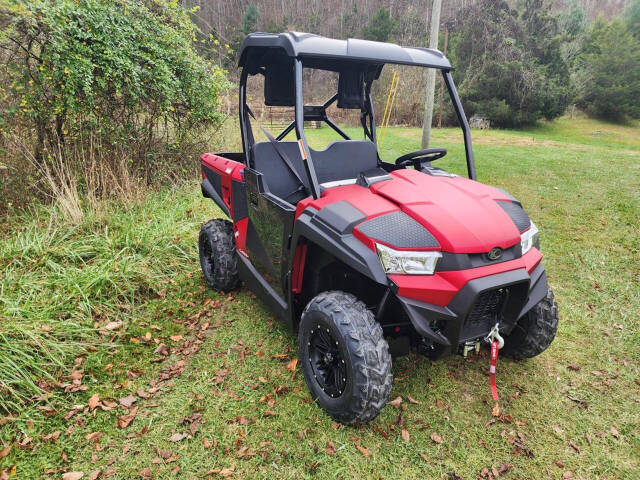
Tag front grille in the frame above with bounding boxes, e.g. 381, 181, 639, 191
461, 288, 508, 341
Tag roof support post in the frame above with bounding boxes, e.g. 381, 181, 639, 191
294, 59, 321, 199
238, 68, 251, 166
443, 71, 476, 180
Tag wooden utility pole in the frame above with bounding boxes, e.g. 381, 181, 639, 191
421, 0, 443, 148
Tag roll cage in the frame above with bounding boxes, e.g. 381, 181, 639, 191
238, 32, 477, 200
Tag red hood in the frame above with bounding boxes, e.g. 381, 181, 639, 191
297, 169, 522, 254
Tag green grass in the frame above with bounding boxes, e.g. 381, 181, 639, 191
1, 116, 639, 479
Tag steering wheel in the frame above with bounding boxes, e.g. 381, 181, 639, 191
395, 148, 447, 169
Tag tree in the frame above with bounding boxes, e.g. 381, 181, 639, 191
361, 7, 395, 42
626, 0, 640, 39
447, 0, 570, 127
574, 17, 640, 121
241, 3, 258, 34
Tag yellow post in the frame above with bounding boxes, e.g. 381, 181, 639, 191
378, 70, 398, 149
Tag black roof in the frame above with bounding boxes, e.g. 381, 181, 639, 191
238, 32, 452, 70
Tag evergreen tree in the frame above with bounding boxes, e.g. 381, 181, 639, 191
242, 3, 259, 34
361, 7, 395, 42
574, 18, 640, 121
448, 0, 571, 127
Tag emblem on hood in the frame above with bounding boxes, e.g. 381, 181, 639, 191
488, 247, 503, 261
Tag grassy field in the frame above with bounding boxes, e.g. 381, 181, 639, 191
1, 116, 639, 479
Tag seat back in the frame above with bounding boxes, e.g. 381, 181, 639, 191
251, 141, 310, 200
311, 140, 379, 184
251, 139, 379, 200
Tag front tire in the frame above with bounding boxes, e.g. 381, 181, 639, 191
501, 287, 559, 360
299, 291, 393, 425
198, 219, 239, 292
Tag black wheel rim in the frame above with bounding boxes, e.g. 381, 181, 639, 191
308, 325, 347, 398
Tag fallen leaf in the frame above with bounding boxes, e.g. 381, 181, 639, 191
407, 396, 420, 405
568, 440, 580, 453
567, 363, 581, 371
492, 402, 500, 417
169, 433, 188, 443
610, 426, 619, 439
389, 396, 403, 409
119, 395, 137, 409
220, 467, 235, 477
139, 467, 152, 479
41, 324, 52, 332
117, 407, 138, 428
0, 444, 11, 459
325, 441, 336, 454
88, 394, 100, 411
498, 463, 512, 474
401, 428, 410, 443
62, 473, 84, 480
430, 433, 443, 444
169, 335, 183, 342
154, 343, 170, 356
85, 432, 102, 443
356, 444, 371, 457
286, 358, 298, 372
562, 472, 574, 479
103, 321, 122, 331
101, 400, 118, 411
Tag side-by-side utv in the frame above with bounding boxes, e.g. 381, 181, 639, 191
198, 32, 558, 424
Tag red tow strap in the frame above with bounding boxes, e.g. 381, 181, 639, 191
490, 340, 499, 402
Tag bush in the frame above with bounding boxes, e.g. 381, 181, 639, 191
573, 18, 640, 122
0, 0, 230, 211
447, 0, 571, 128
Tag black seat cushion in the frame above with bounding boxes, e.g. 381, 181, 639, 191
251, 139, 378, 201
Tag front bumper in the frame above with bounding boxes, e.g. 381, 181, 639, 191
393, 262, 549, 358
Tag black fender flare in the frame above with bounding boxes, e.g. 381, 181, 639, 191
201, 178, 231, 218
288, 202, 388, 290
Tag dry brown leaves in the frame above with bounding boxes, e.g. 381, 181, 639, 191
117, 407, 138, 429
62, 473, 84, 480
355, 443, 371, 457
203, 466, 235, 477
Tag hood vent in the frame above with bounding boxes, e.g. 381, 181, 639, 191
356, 211, 439, 248
496, 201, 531, 233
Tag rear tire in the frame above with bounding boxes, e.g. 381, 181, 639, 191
299, 291, 393, 425
198, 219, 239, 292
501, 287, 558, 360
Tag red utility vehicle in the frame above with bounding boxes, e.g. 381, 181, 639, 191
198, 32, 558, 424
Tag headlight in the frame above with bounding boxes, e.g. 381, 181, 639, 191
520, 222, 539, 255
376, 243, 442, 275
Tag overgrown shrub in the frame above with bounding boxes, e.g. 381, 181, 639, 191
0, 0, 230, 213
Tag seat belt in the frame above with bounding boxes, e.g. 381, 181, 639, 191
246, 106, 310, 197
